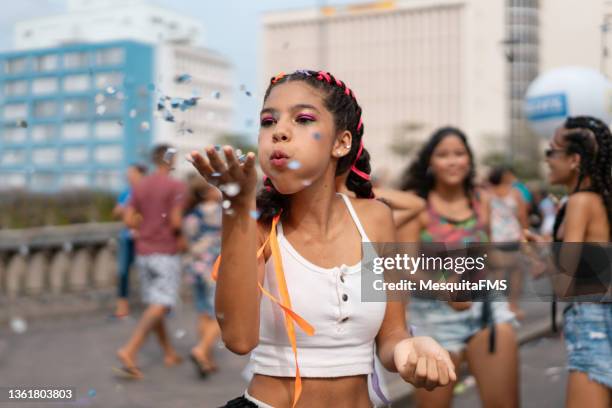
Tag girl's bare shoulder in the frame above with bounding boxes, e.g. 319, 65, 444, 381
350, 197, 396, 241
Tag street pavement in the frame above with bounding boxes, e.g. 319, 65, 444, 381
0, 302, 568, 408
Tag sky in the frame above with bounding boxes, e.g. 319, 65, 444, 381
0, 0, 372, 136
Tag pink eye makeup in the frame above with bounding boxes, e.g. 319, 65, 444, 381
260, 116, 276, 127
295, 113, 316, 123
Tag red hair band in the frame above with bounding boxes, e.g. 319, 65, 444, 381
271, 72, 286, 84
350, 140, 370, 181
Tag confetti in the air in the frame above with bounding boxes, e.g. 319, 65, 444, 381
288, 160, 301, 170
249, 210, 261, 220
302, 179, 313, 186
105, 86, 117, 95
117, 120, 123, 127
163, 148, 177, 164
163, 110, 175, 122
220, 182, 241, 197
16, 119, 28, 128
211, 172, 222, 177
129, 109, 137, 118
222, 200, 231, 209
211, 91, 221, 99
9, 317, 27, 334
140, 121, 150, 131
312, 132, 321, 140
174, 329, 186, 339
96, 105, 107, 115
175, 73, 192, 84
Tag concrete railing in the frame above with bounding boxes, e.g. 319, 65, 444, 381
0, 223, 125, 323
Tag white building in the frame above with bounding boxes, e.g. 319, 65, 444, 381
262, 0, 608, 180
11, 0, 232, 182
14, 0, 204, 50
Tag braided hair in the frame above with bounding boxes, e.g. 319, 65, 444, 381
257, 70, 373, 223
562, 116, 612, 235
398, 127, 476, 199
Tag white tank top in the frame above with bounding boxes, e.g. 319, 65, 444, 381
249, 193, 387, 377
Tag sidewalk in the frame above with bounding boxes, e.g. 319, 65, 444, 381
0, 301, 561, 408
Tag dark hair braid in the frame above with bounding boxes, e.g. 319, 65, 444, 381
398, 127, 476, 199
257, 70, 373, 223
564, 116, 612, 236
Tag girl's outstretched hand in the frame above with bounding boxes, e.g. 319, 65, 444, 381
189, 146, 258, 204
394, 336, 457, 391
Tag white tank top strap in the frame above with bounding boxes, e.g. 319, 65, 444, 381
337, 193, 370, 242
276, 193, 371, 243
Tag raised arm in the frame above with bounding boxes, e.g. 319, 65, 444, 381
190, 146, 262, 355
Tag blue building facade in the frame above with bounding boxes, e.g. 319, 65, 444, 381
0, 40, 154, 193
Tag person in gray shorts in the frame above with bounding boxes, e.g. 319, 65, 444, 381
116, 144, 187, 379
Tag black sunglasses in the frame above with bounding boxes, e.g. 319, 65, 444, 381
545, 148, 566, 158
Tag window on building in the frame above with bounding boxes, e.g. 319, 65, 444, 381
32, 147, 57, 165
32, 77, 59, 94
3, 80, 28, 96
94, 170, 122, 190
64, 98, 89, 117
1, 125, 27, 143
33, 100, 57, 118
62, 122, 89, 141
94, 145, 123, 164
101, 98, 122, 115
31, 172, 57, 190
4, 57, 28, 74
63, 74, 90, 92
3, 103, 27, 120
62, 172, 90, 189
63, 52, 89, 69
34, 54, 58, 72
1, 149, 26, 165
0, 173, 27, 189
62, 146, 89, 164
95, 72, 124, 89
31, 124, 57, 142
95, 47, 125, 66
95, 120, 122, 139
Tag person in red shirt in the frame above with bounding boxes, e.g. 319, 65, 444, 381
116, 144, 187, 379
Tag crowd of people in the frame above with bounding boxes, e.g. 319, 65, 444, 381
111, 69, 611, 408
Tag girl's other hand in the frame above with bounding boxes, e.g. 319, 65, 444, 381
189, 146, 258, 206
394, 336, 457, 391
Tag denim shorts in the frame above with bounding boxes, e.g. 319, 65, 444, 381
193, 274, 216, 317
563, 302, 612, 388
408, 299, 517, 354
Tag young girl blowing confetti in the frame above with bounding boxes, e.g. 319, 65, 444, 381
190, 70, 456, 408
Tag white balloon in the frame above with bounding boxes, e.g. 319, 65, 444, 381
524, 66, 612, 139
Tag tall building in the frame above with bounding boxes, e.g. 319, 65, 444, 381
0, 0, 232, 192
1, 40, 154, 191
262, 0, 608, 179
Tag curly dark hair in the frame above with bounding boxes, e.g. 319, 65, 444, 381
398, 126, 476, 199
256, 70, 373, 223
562, 116, 612, 235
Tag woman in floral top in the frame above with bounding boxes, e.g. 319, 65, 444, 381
183, 175, 223, 377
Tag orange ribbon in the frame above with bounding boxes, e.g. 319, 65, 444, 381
211, 214, 315, 407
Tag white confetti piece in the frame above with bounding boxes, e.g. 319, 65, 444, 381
10, 317, 27, 334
